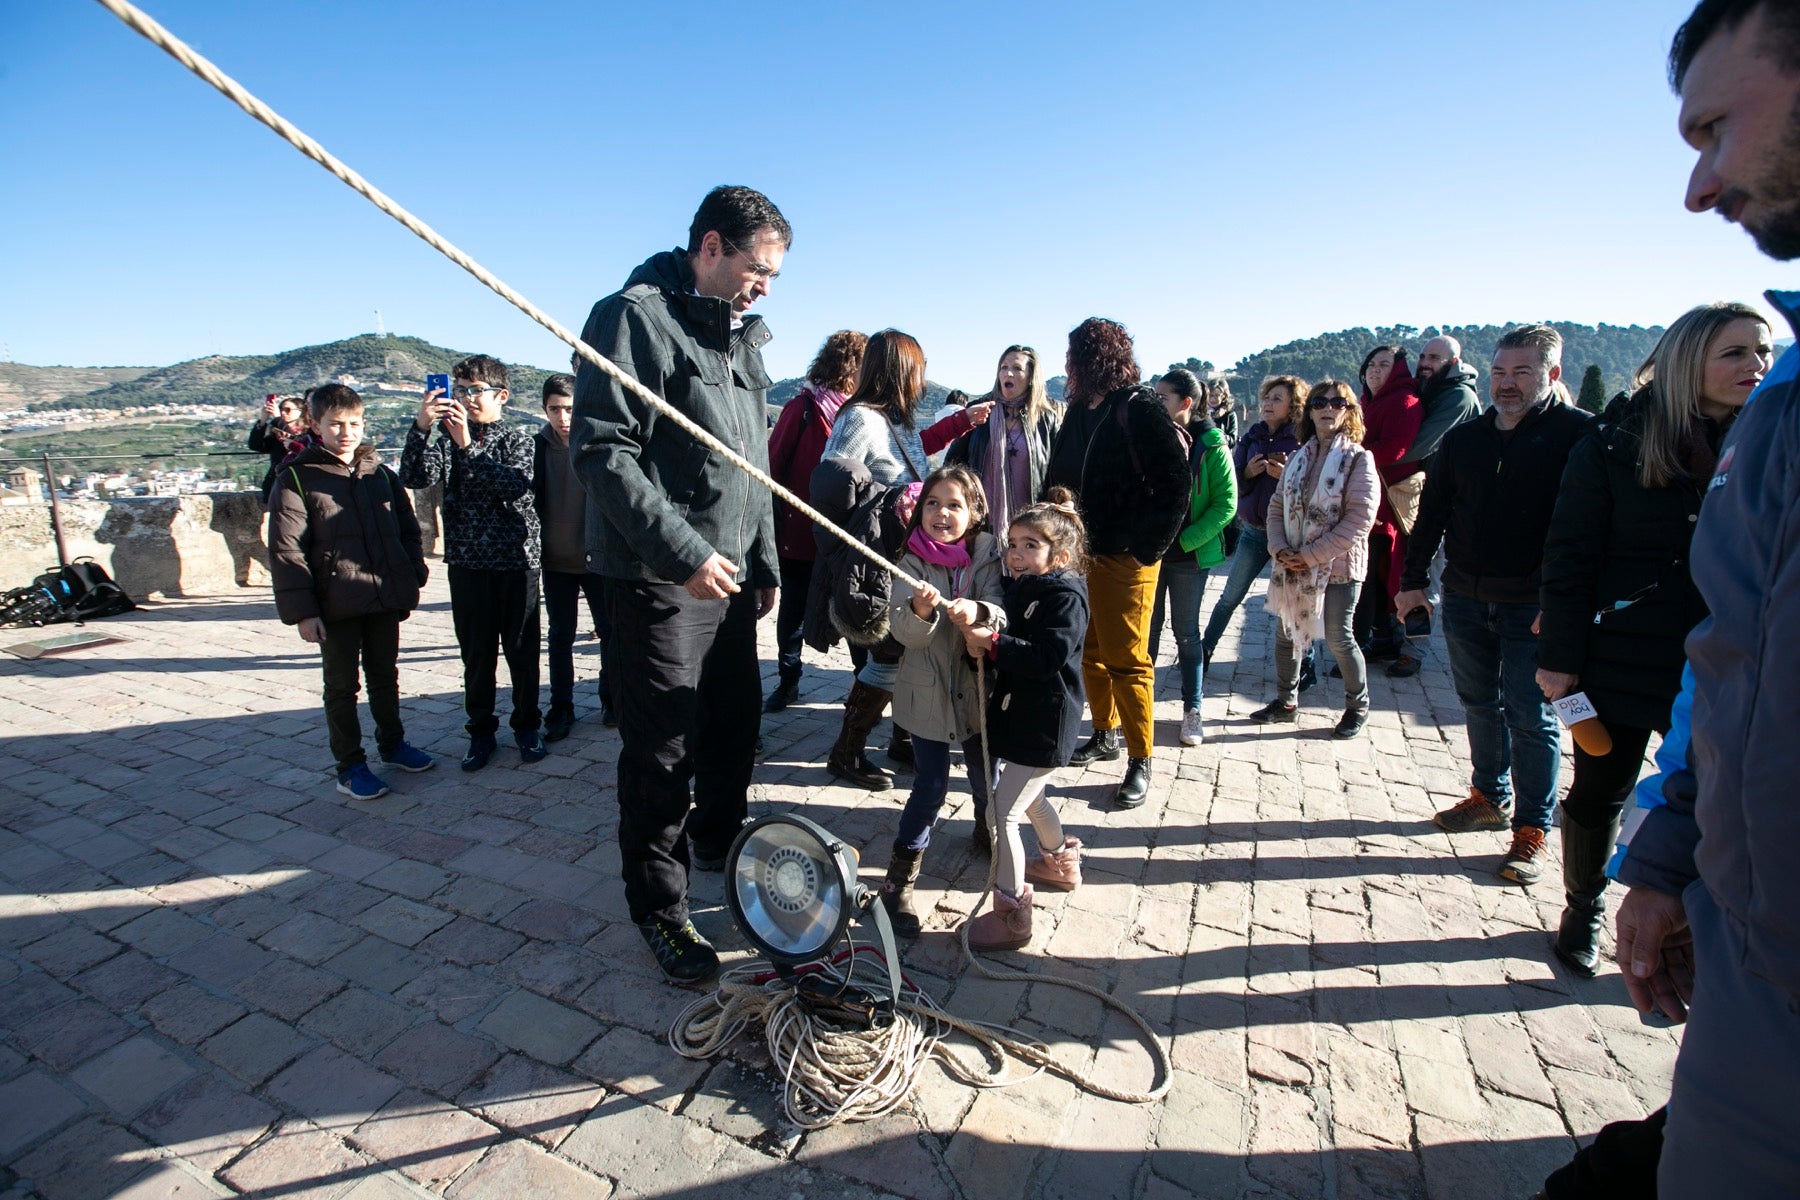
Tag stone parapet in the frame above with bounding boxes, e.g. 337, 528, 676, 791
2, 487, 445, 598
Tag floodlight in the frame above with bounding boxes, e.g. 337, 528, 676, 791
725, 814, 902, 1015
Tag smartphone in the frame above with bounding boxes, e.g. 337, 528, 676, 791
425, 373, 450, 399
1404, 607, 1432, 639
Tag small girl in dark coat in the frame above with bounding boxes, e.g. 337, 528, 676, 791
955, 486, 1091, 952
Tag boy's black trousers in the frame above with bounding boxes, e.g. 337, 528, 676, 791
321, 612, 404, 774
448, 565, 542, 737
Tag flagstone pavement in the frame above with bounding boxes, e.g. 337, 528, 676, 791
0, 568, 1677, 1199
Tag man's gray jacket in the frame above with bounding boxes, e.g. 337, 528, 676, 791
570, 249, 779, 589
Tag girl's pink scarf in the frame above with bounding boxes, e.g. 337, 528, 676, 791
907, 526, 971, 570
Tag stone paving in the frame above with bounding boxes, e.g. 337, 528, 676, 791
0, 567, 1678, 1199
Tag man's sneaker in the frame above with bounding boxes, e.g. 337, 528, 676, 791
336, 763, 390, 801
1433, 788, 1511, 833
517, 729, 549, 764
379, 742, 433, 772
1498, 826, 1549, 885
636, 918, 720, 985
1179, 708, 1205, 746
1249, 699, 1297, 724
461, 733, 498, 773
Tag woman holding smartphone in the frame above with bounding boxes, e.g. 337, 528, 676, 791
1201, 375, 1304, 673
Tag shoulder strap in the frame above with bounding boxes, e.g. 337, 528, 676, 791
1113, 392, 1145, 477
895, 429, 928, 483
287, 465, 305, 499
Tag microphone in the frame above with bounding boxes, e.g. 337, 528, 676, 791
1552, 692, 1613, 757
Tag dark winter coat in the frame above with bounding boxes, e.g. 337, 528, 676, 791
803, 457, 910, 651
984, 570, 1089, 769
1400, 394, 1593, 604
248, 418, 306, 501
1041, 384, 1191, 564
398, 419, 540, 571
569, 249, 778, 589
268, 445, 427, 625
1233, 419, 1301, 529
767, 384, 845, 561
1618, 287, 1800, 998
1537, 390, 1720, 732
1402, 361, 1484, 467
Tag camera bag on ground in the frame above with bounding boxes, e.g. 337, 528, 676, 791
0, 558, 136, 628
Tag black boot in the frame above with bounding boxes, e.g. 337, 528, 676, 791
972, 804, 991, 855
1069, 727, 1123, 766
764, 676, 800, 713
1114, 757, 1152, 808
880, 847, 924, 937
827, 681, 894, 791
886, 724, 915, 769
1554, 816, 1622, 978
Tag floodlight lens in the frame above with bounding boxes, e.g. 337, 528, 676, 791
726, 815, 855, 962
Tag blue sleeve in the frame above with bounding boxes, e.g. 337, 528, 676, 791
1611, 663, 1700, 893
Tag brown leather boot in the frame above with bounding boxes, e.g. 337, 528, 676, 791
965, 886, 1033, 951
827, 681, 894, 791
879, 847, 924, 937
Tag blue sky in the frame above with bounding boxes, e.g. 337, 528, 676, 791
1, 0, 1782, 389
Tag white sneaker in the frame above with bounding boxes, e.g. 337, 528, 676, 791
1180, 708, 1205, 746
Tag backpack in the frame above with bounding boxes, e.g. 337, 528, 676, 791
0, 558, 136, 629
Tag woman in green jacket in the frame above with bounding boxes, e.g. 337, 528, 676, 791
1147, 369, 1238, 745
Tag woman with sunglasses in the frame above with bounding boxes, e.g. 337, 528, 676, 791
1252, 380, 1380, 737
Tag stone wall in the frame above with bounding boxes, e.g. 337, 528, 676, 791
0, 487, 444, 598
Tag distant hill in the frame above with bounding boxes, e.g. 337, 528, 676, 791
25, 334, 561, 412
1221, 322, 1666, 401
0, 363, 152, 411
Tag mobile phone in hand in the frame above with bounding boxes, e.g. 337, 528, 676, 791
1404, 607, 1432, 639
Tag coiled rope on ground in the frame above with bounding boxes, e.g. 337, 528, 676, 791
95, 0, 1172, 1117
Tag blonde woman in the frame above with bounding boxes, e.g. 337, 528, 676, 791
1536, 301, 1772, 976
1252, 380, 1380, 737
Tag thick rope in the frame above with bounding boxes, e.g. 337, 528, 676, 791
96, 0, 1168, 1114
958, 658, 1173, 1104
90, 0, 925, 598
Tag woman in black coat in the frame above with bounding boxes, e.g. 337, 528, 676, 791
1536, 301, 1773, 976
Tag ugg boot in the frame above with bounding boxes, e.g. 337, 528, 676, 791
827, 681, 894, 791
972, 804, 992, 856
965, 886, 1034, 951
1024, 837, 1083, 892
1554, 816, 1621, 978
879, 847, 924, 938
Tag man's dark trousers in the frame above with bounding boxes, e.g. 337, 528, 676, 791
449, 565, 542, 736
321, 612, 403, 773
544, 569, 610, 712
608, 580, 760, 926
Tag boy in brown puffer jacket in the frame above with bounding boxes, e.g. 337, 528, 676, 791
268, 383, 433, 801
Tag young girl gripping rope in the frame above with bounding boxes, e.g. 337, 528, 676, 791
956, 488, 1090, 951
879, 464, 1007, 937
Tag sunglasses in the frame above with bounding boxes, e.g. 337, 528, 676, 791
1308, 397, 1351, 411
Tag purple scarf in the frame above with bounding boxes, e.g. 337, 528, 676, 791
907, 527, 972, 572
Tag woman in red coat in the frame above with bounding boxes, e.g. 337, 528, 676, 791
1351, 345, 1424, 670
764, 330, 867, 712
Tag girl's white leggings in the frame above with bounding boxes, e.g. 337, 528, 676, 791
994, 760, 1062, 896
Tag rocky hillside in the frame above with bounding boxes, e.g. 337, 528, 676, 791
24, 335, 560, 412
0, 364, 151, 411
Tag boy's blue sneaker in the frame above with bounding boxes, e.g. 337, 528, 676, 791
336, 764, 391, 802
380, 742, 434, 773
461, 733, 498, 773
517, 729, 549, 764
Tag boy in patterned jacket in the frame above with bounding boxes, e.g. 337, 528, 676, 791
400, 354, 545, 770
